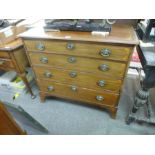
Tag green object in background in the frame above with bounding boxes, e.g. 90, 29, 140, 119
13, 93, 20, 100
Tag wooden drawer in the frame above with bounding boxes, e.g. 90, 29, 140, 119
37, 80, 119, 107
0, 58, 14, 70
0, 51, 10, 59
24, 40, 132, 62
29, 52, 126, 79
33, 66, 122, 93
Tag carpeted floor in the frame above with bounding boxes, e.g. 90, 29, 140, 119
0, 70, 155, 135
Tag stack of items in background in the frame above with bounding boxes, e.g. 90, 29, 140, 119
0, 19, 41, 46
0, 68, 35, 99
128, 48, 144, 77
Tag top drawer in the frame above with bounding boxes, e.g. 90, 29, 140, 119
24, 40, 132, 62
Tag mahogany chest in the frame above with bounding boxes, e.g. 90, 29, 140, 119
20, 24, 139, 118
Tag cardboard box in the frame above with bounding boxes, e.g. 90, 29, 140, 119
15, 24, 27, 36
0, 25, 27, 46
0, 19, 41, 46
0, 26, 16, 45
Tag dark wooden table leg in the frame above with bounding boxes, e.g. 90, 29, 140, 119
19, 73, 36, 99
126, 88, 149, 125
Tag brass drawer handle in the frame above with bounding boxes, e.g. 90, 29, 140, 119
40, 57, 48, 64
97, 80, 106, 87
69, 71, 77, 78
47, 86, 54, 91
70, 85, 78, 91
44, 71, 52, 78
100, 48, 111, 57
96, 95, 104, 101
36, 42, 45, 51
99, 64, 109, 71
0, 60, 5, 65
66, 42, 75, 50
67, 56, 76, 63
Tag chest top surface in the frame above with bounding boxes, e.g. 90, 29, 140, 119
20, 24, 139, 45
0, 38, 23, 51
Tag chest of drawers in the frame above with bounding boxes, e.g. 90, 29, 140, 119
21, 24, 139, 118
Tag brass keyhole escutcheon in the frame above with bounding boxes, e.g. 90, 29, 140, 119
97, 80, 106, 87
100, 48, 111, 57
96, 95, 104, 101
99, 64, 109, 71
40, 57, 48, 64
66, 42, 75, 50
44, 71, 52, 78
69, 71, 77, 78
36, 42, 45, 51
67, 56, 76, 63
47, 86, 54, 91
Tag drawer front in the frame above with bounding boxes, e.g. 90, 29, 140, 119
0, 58, 14, 70
24, 40, 131, 61
0, 51, 10, 59
33, 66, 122, 93
29, 53, 126, 79
38, 80, 119, 107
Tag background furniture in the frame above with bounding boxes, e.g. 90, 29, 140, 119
0, 38, 35, 98
136, 19, 155, 42
0, 101, 26, 135
126, 41, 155, 124
3, 102, 49, 134
21, 24, 138, 118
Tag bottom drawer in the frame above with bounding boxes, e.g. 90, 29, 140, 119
0, 59, 14, 70
37, 80, 119, 107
